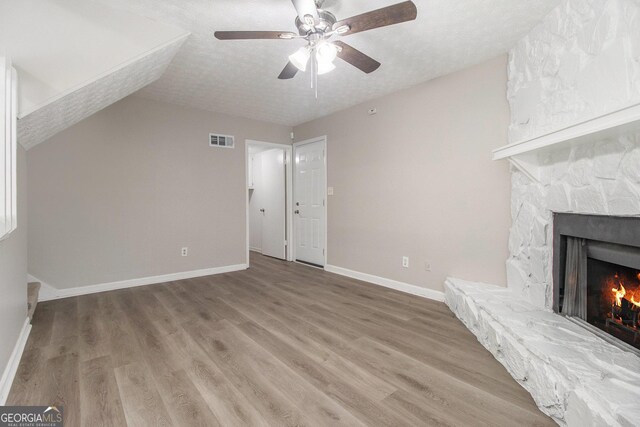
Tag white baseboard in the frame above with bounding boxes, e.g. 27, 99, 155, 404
0, 317, 31, 405
249, 247, 262, 253
324, 264, 445, 302
29, 263, 248, 301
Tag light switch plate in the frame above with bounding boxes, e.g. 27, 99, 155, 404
327, 187, 334, 196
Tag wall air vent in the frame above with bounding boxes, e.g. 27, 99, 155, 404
209, 133, 234, 148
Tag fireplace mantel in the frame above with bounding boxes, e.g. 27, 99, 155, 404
492, 102, 640, 182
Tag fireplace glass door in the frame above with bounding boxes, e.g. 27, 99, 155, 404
586, 258, 640, 349
553, 213, 640, 354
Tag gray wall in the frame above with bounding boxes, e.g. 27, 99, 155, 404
294, 56, 512, 291
28, 96, 291, 289
0, 145, 27, 385
28, 56, 511, 294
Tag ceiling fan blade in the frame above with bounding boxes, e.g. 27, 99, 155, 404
334, 41, 381, 74
291, 0, 319, 23
333, 1, 417, 36
278, 61, 299, 80
214, 31, 296, 40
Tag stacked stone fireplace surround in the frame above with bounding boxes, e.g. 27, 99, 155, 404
445, 1, 640, 426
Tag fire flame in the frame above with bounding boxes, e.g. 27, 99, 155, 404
612, 283, 626, 307
611, 276, 640, 309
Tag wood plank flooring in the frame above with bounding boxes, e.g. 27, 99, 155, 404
8, 254, 554, 426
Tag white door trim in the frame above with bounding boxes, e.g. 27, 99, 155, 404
292, 136, 327, 267
245, 140, 293, 265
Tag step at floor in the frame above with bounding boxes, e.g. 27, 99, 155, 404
27, 282, 41, 320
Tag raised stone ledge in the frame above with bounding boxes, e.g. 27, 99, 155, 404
444, 277, 640, 427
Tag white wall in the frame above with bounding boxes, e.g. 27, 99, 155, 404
0, 146, 27, 394
0, 0, 188, 150
507, 0, 640, 309
0, 0, 187, 117
294, 56, 512, 292
28, 95, 291, 290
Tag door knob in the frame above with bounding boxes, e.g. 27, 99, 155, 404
296, 202, 300, 206
260, 208, 265, 213
294, 210, 300, 214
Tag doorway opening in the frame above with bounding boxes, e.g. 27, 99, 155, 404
245, 140, 293, 266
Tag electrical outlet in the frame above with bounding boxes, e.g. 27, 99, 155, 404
181, 247, 188, 257
327, 187, 334, 196
402, 256, 409, 268
424, 261, 432, 272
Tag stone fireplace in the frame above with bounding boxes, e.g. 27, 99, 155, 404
553, 214, 640, 353
445, 0, 640, 425
445, 211, 640, 425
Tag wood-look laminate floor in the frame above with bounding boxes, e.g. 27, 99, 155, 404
8, 254, 554, 426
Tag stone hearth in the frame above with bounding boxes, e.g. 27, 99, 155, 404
445, 278, 640, 426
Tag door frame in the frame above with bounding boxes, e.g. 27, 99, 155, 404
292, 136, 328, 268
245, 139, 293, 265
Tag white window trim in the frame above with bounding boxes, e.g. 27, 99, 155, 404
0, 57, 17, 242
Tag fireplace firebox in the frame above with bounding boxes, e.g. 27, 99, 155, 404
553, 214, 640, 354
587, 256, 640, 348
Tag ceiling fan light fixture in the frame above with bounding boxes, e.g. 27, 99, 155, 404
289, 46, 311, 71
316, 42, 337, 64
317, 61, 336, 75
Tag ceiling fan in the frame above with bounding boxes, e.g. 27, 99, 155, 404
214, 0, 417, 96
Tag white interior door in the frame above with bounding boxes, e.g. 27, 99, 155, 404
260, 149, 286, 259
294, 139, 326, 266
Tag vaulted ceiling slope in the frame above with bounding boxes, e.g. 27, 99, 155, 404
0, 0, 190, 149
95, 0, 561, 126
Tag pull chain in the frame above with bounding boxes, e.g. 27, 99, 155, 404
309, 48, 318, 99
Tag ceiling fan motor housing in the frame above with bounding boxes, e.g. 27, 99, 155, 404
295, 10, 337, 36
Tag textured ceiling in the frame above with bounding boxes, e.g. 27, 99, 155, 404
96, 0, 562, 126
